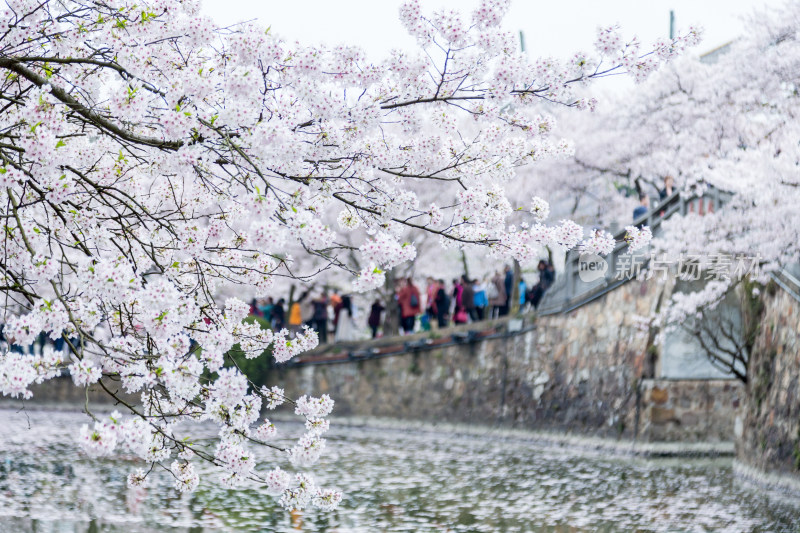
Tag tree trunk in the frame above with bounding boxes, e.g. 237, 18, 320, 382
510, 260, 521, 314
460, 249, 470, 280
382, 271, 400, 337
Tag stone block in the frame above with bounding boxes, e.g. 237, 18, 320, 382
650, 387, 669, 405
680, 411, 700, 428
650, 407, 677, 424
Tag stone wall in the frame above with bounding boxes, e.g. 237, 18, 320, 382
0, 376, 135, 409
637, 379, 742, 442
738, 285, 800, 480
276, 278, 743, 442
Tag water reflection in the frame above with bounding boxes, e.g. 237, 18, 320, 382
0, 409, 798, 532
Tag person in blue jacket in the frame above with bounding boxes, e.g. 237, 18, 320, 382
473, 279, 488, 320
633, 193, 650, 222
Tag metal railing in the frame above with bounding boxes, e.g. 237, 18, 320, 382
769, 266, 800, 304
286, 315, 535, 366
538, 186, 733, 315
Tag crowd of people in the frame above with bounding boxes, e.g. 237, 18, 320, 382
252, 260, 556, 344
393, 261, 555, 335
250, 292, 359, 344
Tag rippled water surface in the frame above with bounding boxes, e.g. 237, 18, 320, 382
0, 409, 798, 532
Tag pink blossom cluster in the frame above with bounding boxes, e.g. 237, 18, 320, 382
352, 265, 387, 293
260, 385, 287, 410
253, 420, 278, 441
68, 358, 103, 387
215, 442, 255, 479
264, 467, 293, 495
471, 0, 511, 29
624, 225, 653, 252
79, 422, 119, 458
530, 197, 550, 223
594, 26, 625, 57
359, 232, 417, 270
127, 468, 149, 489
553, 220, 584, 249
456, 185, 513, 229
581, 230, 617, 256
288, 434, 327, 467
0, 347, 62, 399
295, 394, 336, 419
171, 461, 200, 493
271, 326, 319, 363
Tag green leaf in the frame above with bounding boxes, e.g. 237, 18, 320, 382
55, 140, 66, 149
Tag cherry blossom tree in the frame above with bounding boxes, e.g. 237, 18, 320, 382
0, 0, 699, 507
655, 7, 800, 326
527, 3, 800, 331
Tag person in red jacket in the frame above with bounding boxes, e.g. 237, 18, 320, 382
397, 277, 422, 334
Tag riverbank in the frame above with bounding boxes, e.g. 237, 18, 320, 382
734, 460, 800, 498
0, 401, 734, 459
287, 413, 736, 458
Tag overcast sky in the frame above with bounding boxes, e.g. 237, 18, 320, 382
201, 0, 780, 60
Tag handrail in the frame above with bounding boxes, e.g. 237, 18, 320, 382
287, 315, 536, 366
538, 185, 733, 315
769, 267, 800, 304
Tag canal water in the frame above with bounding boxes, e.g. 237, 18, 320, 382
0, 409, 798, 532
